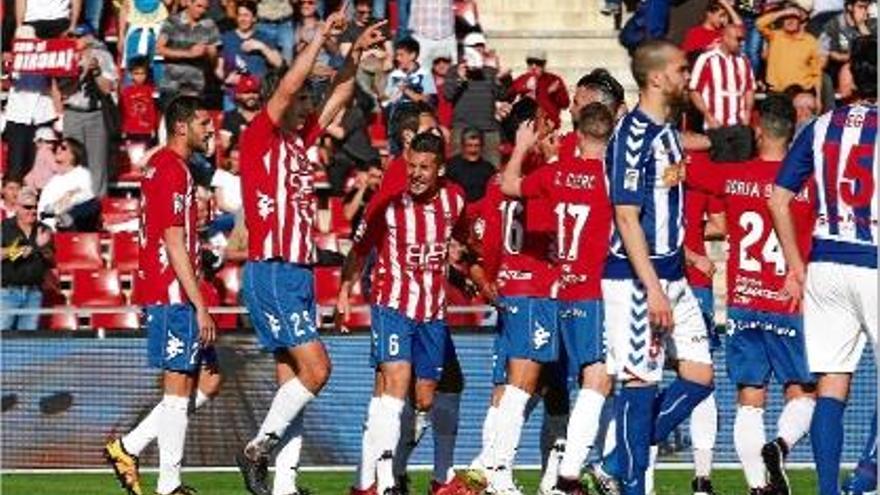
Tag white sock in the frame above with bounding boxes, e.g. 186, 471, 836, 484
272, 414, 303, 495
355, 397, 382, 490
559, 388, 606, 479
777, 397, 815, 450
249, 378, 314, 453
491, 385, 531, 489
432, 393, 461, 483
193, 389, 211, 410
156, 395, 189, 495
596, 396, 617, 459
123, 390, 212, 457
472, 405, 499, 469
690, 393, 717, 478
734, 405, 767, 489
375, 395, 405, 493
645, 445, 658, 495
541, 413, 569, 468
540, 438, 566, 493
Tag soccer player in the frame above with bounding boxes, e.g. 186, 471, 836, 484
603, 40, 715, 495
693, 95, 818, 495
104, 95, 218, 495
234, 12, 389, 495
769, 35, 878, 495
336, 132, 468, 495
500, 102, 615, 495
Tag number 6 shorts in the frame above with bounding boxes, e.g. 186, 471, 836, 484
242, 261, 321, 352
601, 278, 712, 383
370, 304, 451, 381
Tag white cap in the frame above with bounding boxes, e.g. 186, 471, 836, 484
463, 32, 487, 47
33, 127, 59, 143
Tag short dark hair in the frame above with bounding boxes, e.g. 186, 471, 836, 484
164, 95, 205, 131
706, 0, 726, 13
851, 35, 877, 99
410, 132, 446, 163
394, 104, 422, 141
127, 55, 150, 73
577, 68, 625, 109
758, 94, 796, 140
461, 127, 483, 143
501, 98, 538, 144
237, 0, 258, 16
395, 37, 420, 57
631, 39, 679, 89
576, 102, 615, 140
63, 137, 87, 167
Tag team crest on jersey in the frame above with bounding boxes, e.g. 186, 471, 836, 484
662, 162, 686, 187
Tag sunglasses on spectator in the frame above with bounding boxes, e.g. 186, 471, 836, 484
526, 58, 546, 66
19, 204, 37, 210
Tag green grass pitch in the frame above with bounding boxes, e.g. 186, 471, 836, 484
1, 469, 819, 495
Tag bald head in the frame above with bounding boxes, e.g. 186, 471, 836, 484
631, 40, 683, 90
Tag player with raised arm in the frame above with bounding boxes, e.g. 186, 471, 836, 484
769, 35, 878, 495
603, 40, 715, 495
336, 132, 468, 495
499, 102, 615, 495
234, 10, 389, 495
104, 96, 218, 495
692, 95, 818, 495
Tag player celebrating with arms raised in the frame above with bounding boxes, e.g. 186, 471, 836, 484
337, 132, 468, 495
235, 10, 389, 495
769, 35, 878, 495
105, 96, 219, 495
603, 40, 715, 495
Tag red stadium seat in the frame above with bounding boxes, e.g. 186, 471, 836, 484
101, 197, 141, 228
91, 311, 140, 330
110, 232, 140, 273
328, 197, 352, 237
43, 312, 78, 331
71, 269, 125, 307
55, 233, 104, 272
314, 266, 342, 305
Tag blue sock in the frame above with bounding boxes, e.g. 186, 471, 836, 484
616, 386, 658, 495
652, 378, 714, 443
812, 397, 846, 495
860, 410, 877, 465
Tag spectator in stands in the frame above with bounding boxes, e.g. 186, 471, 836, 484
786, 84, 820, 136
325, 86, 381, 193
295, 0, 340, 101
681, 0, 743, 57
509, 49, 570, 130
432, 55, 455, 130
570, 68, 627, 125
156, 0, 221, 99
118, 0, 170, 80
343, 159, 383, 229
809, 0, 846, 34
220, 74, 261, 150
3, 25, 58, 183
408, 0, 456, 67
24, 127, 60, 191
447, 127, 495, 201
689, 23, 755, 130
220, 0, 283, 107
819, 0, 876, 99
453, 0, 481, 39
341, 0, 393, 107
120, 56, 159, 165
15, 0, 79, 38
256, 0, 296, 62
758, 4, 823, 97
37, 137, 100, 231
0, 187, 53, 331
1, 179, 22, 220
60, 24, 117, 197
384, 37, 436, 152
445, 31, 508, 165
211, 146, 242, 215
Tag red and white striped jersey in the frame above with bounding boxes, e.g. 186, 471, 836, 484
239, 109, 323, 264
136, 147, 199, 305
355, 185, 468, 322
689, 47, 755, 129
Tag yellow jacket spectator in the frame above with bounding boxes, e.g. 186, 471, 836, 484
757, 5, 824, 95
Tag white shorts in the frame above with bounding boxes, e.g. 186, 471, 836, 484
804, 262, 878, 373
602, 277, 712, 383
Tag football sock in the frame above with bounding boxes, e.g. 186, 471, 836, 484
472, 405, 499, 469
272, 414, 303, 495
375, 395, 405, 493
690, 393, 718, 478
539, 413, 568, 492
812, 397, 846, 495
122, 390, 213, 456
432, 393, 461, 483
249, 378, 314, 454
598, 397, 620, 477
617, 385, 657, 495
734, 405, 767, 489
860, 410, 877, 465
645, 445, 658, 495
355, 397, 382, 490
393, 402, 416, 479
193, 389, 210, 410
540, 439, 566, 493
653, 379, 714, 443
491, 385, 531, 489
558, 388, 605, 479
777, 396, 815, 450
156, 395, 189, 495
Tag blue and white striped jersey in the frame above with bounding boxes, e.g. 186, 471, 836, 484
776, 103, 877, 269
604, 108, 687, 280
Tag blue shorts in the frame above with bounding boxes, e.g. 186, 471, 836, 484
370, 305, 450, 381
559, 299, 606, 378
498, 296, 560, 364
242, 261, 320, 352
692, 286, 720, 350
726, 307, 814, 387
492, 326, 508, 385
146, 304, 218, 372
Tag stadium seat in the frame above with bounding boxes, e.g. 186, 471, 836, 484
328, 197, 352, 237
110, 232, 139, 273
71, 269, 125, 307
314, 266, 342, 305
101, 197, 140, 228
91, 311, 140, 331
43, 311, 78, 331
314, 232, 339, 253
55, 233, 104, 272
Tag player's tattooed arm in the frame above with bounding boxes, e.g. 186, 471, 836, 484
164, 226, 216, 344
768, 185, 805, 311
500, 120, 539, 197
